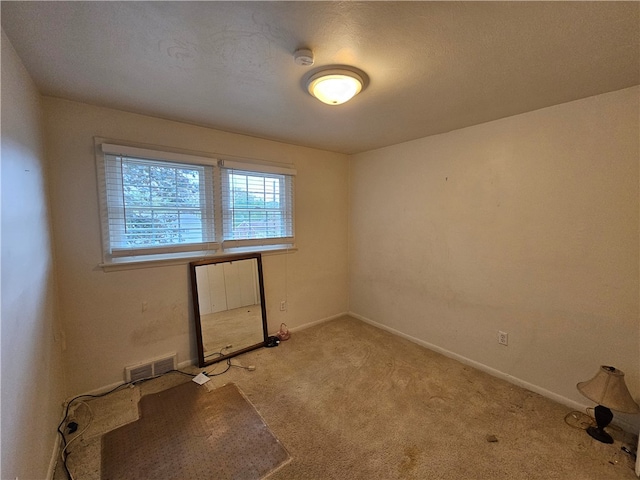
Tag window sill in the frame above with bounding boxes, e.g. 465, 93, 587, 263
99, 245, 297, 272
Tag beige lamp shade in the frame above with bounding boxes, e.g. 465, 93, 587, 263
577, 366, 639, 414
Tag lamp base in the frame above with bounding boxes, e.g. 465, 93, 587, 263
586, 405, 615, 444
586, 426, 613, 444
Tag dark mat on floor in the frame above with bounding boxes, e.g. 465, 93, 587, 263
101, 382, 290, 480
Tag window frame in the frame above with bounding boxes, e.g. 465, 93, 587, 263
109, 157, 216, 257
96, 141, 296, 270
220, 163, 295, 250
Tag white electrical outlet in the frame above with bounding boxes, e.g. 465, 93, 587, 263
280, 300, 287, 311
498, 331, 508, 346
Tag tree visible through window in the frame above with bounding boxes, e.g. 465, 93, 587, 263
121, 160, 206, 246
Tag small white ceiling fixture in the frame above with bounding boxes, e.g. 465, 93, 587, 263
293, 48, 314, 67
306, 67, 368, 106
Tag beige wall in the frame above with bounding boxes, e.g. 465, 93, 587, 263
43, 97, 349, 396
349, 87, 640, 429
1, 31, 67, 479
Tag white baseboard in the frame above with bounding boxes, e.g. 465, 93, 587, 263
65, 362, 199, 404
349, 311, 638, 433
46, 429, 62, 480
270, 311, 348, 336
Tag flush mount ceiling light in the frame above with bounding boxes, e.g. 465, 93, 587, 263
305, 67, 368, 106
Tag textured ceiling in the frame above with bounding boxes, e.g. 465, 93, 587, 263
2, 1, 638, 154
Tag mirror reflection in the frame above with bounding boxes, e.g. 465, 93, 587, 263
190, 253, 268, 367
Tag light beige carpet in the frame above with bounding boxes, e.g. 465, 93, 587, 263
56, 316, 638, 480
101, 382, 289, 480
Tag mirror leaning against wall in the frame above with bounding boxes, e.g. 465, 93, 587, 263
190, 253, 268, 367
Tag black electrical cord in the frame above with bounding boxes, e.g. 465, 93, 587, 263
202, 357, 255, 376
202, 345, 236, 376
204, 358, 232, 376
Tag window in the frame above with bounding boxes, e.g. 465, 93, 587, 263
97, 143, 295, 265
221, 167, 294, 247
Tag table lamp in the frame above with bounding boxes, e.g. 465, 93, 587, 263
577, 365, 639, 444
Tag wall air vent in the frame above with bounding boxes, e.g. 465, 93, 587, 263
153, 355, 176, 376
124, 353, 177, 383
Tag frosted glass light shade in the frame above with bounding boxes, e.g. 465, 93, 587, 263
307, 69, 363, 105
577, 365, 639, 413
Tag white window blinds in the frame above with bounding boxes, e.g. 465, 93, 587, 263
221, 167, 295, 248
99, 146, 217, 258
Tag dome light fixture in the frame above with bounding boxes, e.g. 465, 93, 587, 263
306, 67, 368, 106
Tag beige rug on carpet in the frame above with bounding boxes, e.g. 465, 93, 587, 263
101, 382, 290, 480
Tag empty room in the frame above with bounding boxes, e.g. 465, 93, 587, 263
1, 2, 639, 479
